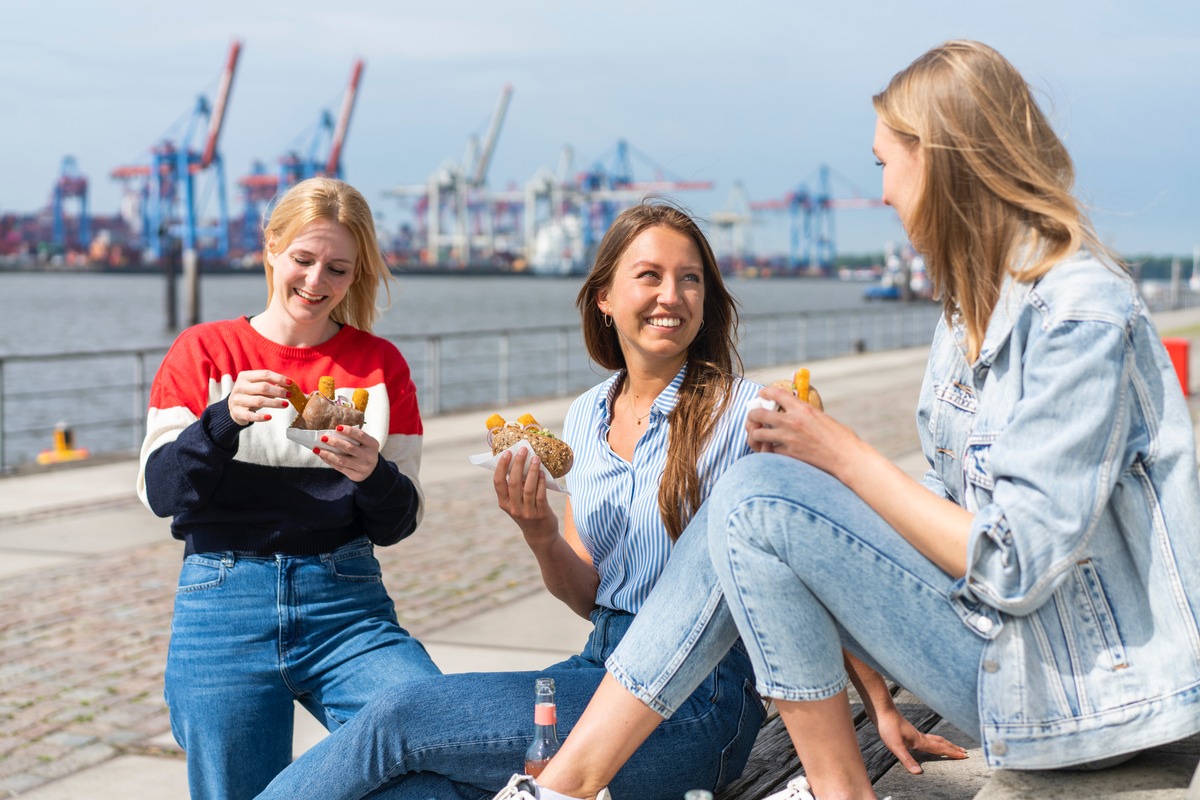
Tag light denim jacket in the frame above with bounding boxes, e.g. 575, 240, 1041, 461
917, 250, 1200, 768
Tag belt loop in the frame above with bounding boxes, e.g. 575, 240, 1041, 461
220, 553, 235, 567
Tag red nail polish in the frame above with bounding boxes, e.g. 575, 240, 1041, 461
286, 379, 293, 386
321, 435, 329, 443
336, 425, 344, 432
313, 447, 321, 454
263, 414, 272, 421
281, 400, 289, 408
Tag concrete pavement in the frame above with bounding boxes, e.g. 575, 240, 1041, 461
2, 306, 1199, 799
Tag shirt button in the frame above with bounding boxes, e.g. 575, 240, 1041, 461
992, 741, 1007, 756
976, 617, 994, 633
983, 659, 999, 673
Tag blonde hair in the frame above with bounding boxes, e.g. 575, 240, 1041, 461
261, 177, 391, 332
577, 201, 742, 540
873, 40, 1119, 359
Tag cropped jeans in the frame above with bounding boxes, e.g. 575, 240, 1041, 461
608, 454, 985, 740
165, 537, 441, 800
255, 605, 763, 800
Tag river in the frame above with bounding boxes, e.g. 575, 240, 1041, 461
2, 271, 940, 470
2, 271, 875, 357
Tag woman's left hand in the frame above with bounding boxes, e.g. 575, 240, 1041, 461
875, 704, 969, 774
746, 385, 866, 477
312, 425, 380, 482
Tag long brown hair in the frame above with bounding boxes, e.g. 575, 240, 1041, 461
873, 40, 1119, 360
577, 201, 742, 540
262, 177, 392, 333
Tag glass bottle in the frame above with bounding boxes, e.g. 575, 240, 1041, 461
524, 677, 561, 778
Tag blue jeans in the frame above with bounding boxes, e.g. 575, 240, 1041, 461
255, 607, 764, 800
608, 454, 985, 740
710, 454, 984, 733
165, 538, 441, 800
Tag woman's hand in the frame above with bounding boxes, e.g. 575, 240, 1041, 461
745, 385, 867, 478
312, 424, 382, 482
493, 448, 559, 544
874, 704, 969, 774
228, 370, 292, 426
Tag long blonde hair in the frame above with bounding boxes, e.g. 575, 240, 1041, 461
262, 177, 391, 332
873, 40, 1119, 359
577, 202, 742, 540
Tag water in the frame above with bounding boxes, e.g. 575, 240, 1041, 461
1, 271, 872, 356
1, 270, 928, 469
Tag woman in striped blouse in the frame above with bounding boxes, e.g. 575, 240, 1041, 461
256, 201, 762, 799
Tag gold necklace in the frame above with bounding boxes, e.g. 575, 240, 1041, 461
627, 392, 653, 425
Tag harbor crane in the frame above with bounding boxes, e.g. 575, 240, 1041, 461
51, 156, 90, 250
708, 180, 754, 272
237, 59, 365, 252
110, 40, 242, 262
387, 84, 514, 267
523, 139, 714, 274
751, 164, 886, 274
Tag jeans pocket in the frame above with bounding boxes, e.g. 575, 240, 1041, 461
176, 555, 225, 594
328, 550, 383, 583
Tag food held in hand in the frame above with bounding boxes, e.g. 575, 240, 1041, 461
770, 368, 824, 410
290, 376, 367, 430
485, 413, 574, 478
286, 382, 308, 414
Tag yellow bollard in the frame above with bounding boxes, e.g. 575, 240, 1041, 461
36, 422, 90, 465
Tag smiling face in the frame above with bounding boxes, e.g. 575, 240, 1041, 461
873, 117, 923, 237
595, 225, 705, 376
263, 218, 358, 342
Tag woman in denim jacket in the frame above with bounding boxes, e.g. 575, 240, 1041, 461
497, 41, 1200, 800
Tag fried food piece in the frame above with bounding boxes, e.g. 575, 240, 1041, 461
485, 413, 506, 431
318, 376, 336, 400
286, 382, 308, 414
352, 388, 369, 413
517, 413, 539, 427
792, 369, 810, 405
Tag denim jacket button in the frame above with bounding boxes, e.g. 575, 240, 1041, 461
983, 659, 999, 673
976, 617, 994, 633
992, 740, 1007, 756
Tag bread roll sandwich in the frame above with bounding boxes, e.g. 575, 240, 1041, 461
486, 413, 574, 478
770, 368, 824, 411
288, 376, 369, 430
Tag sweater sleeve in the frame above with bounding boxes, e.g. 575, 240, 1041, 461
355, 340, 425, 546
136, 330, 246, 518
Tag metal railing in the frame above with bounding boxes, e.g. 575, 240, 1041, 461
3, 288, 1195, 474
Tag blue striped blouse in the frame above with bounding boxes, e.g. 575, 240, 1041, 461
563, 365, 763, 614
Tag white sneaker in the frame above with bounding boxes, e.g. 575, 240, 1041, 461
490, 773, 614, 800
763, 777, 816, 800
762, 776, 891, 800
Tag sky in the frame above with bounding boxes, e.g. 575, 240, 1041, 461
2, 0, 1198, 258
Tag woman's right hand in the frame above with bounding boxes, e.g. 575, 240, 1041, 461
228, 370, 292, 426
493, 448, 559, 544
746, 385, 869, 479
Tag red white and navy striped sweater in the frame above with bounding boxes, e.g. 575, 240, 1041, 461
137, 317, 424, 556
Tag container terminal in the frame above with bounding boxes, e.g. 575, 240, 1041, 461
1, 39, 897, 279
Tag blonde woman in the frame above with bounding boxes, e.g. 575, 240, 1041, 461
500, 41, 1200, 800
139, 177, 439, 798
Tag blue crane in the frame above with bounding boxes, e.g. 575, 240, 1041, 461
237, 59, 364, 253
52, 156, 90, 250
111, 40, 241, 262
752, 165, 886, 274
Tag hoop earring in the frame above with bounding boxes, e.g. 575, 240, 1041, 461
603, 314, 612, 328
